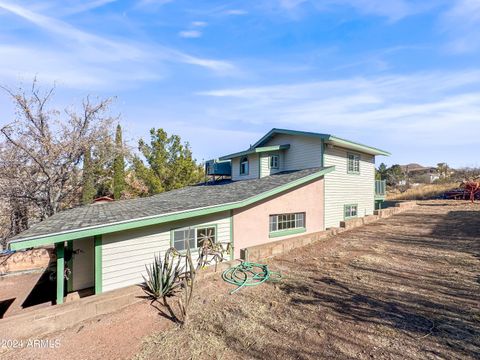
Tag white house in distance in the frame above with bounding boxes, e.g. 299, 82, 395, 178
8, 128, 389, 306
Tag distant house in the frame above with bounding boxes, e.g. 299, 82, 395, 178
8, 128, 389, 305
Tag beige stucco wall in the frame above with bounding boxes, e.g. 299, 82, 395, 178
232, 178, 324, 258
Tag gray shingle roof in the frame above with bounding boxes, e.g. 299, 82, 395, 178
10, 167, 327, 242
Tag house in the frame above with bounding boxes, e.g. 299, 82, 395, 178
7, 128, 389, 305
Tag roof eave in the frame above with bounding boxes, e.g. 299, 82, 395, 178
219, 144, 291, 160
326, 136, 391, 156
8, 166, 335, 251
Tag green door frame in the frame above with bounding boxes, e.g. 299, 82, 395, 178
94, 235, 102, 295
55, 242, 65, 305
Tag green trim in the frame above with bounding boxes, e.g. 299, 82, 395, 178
251, 128, 390, 156
269, 227, 306, 238
328, 135, 390, 156
344, 204, 359, 220
67, 240, 73, 293
347, 152, 361, 175
220, 144, 290, 160
229, 210, 234, 260
9, 167, 335, 251
56, 242, 65, 305
321, 139, 326, 231
94, 235, 102, 295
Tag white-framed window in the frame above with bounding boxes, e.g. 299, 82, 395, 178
347, 153, 360, 174
344, 204, 358, 219
240, 156, 249, 175
172, 226, 216, 251
269, 212, 305, 232
270, 154, 279, 169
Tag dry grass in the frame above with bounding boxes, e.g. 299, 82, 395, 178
387, 183, 458, 200
135, 200, 480, 360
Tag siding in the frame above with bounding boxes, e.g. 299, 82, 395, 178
231, 154, 260, 181
324, 146, 375, 228
101, 211, 231, 292
259, 151, 283, 178
261, 134, 322, 171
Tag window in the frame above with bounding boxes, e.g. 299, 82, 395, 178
269, 212, 305, 232
172, 226, 216, 251
347, 153, 360, 174
344, 204, 358, 219
270, 155, 279, 169
240, 156, 249, 175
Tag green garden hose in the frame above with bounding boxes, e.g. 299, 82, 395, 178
222, 262, 282, 294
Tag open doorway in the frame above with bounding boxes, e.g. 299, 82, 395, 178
69, 237, 95, 298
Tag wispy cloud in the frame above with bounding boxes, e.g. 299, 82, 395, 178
179, 30, 202, 38
442, 0, 480, 53
192, 21, 208, 27
198, 70, 480, 146
275, 0, 427, 21
0, 0, 237, 88
224, 9, 248, 16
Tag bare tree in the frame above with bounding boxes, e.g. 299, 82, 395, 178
0, 79, 115, 243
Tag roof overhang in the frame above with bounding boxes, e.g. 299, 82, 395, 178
8, 166, 335, 251
219, 144, 290, 160
253, 128, 390, 156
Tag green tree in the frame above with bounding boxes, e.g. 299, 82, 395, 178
376, 162, 388, 180
82, 147, 96, 205
385, 164, 404, 186
134, 128, 204, 195
113, 124, 125, 199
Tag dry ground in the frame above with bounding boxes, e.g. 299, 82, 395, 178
2, 200, 479, 359
136, 200, 480, 360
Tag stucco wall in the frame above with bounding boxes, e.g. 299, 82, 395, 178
232, 178, 324, 258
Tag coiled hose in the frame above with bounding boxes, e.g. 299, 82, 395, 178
222, 262, 282, 294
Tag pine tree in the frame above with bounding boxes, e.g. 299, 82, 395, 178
113, 124, 125, 200
82, 147, 96, 205
134, 128, 204, 195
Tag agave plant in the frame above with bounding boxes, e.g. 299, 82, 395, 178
142, 248, 184, 299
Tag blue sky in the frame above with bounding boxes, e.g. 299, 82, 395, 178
0, 0, 479, 168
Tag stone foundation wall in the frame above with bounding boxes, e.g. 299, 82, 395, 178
0, 248, 53, 275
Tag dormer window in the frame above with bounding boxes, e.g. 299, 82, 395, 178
240, 156, 249, 175
270, 154, 279, 169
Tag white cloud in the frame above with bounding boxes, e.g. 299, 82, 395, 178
179, 30, 202, 38
192, 21, 207, 27
0, 0, 237, 88
442, 0, 480, 53
275, 0, 425, 21
224, 9, 248, 15
198, 70, 480, 146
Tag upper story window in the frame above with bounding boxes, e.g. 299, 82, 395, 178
240, 156, 249, 175
270, 154, 279, 169
347, 153, 360, 174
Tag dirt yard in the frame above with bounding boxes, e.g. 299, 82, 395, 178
2, 200, 479, 359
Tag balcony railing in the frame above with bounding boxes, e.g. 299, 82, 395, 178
375, 180, 386, 198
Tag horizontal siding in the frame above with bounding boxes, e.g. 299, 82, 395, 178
101, 211, 231, 292
261, 134, 322, 171
259, 151, 283, 178
324, 146, 375, 228
231, 154, 260, 181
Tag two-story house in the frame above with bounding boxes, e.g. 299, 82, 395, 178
8, 128, 389, 305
